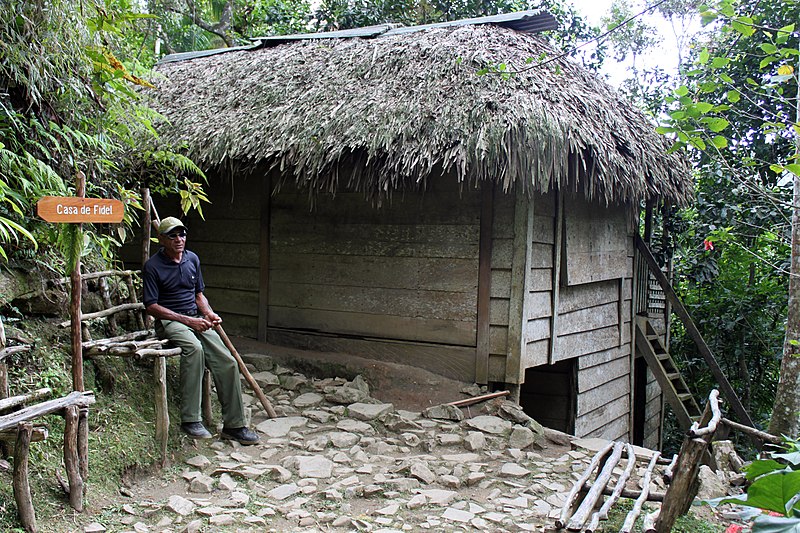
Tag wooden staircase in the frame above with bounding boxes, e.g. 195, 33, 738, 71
635, 316, 702, 430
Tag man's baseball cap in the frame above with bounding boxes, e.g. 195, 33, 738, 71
158, 217, 187, 235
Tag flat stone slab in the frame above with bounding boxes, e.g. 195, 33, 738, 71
465, 415, 512, 435
166, 495, 195, 516
267, 483, 301, 501
293, 392, 324, 408
418, 489, 459, 506
296, 455, 334, 479
256, 416, 308, 437
336, 419, 376, 435
443, 507, 474, 523
500, 463, 530, 477
440, 453, 481, 463
347, 402, 394, 421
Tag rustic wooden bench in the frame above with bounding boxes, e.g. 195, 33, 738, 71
556, 390, 724, 533
62, 269, 237, 465
0, 388, 96, 532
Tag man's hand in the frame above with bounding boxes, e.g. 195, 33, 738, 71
205, 312, 222, 326
186, 315, 214, 332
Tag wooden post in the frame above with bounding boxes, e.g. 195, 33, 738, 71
258, 174, 272, 343
141, 187, 152, 329
475, 182, 494, 384
0, 316, 8, 399
654, 438, 707, 532
71, 172, 85, 392
202, 369, 213, 429
549, 191, 563, 364
98, 277, 118, 335
63, 406, 83, 512
505, 193, 533, 389
13, 422, 36, 532
78, 407, 89, 488
154, 357, 169, 466
124, 274, 145, 331
0, 317, 8, 459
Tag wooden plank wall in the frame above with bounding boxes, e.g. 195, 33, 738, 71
643, 366, 663, 449
486, 187, 517, 381
508, 192, 637, 442
266, 178, 481, 381
177, 176, 262, 337
118, 175, 262, 337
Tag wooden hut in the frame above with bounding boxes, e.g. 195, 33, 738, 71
140, 11, 692, 448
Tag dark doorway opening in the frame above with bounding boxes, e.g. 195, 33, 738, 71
632, 355, 647, 446
519, 359, 576, 434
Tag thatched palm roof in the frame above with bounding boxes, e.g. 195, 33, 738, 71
149, 20, 691, 205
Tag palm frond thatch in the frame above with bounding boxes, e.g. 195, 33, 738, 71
149, 24, 691, 205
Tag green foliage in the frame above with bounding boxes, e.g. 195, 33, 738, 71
655, 0, 799, 445
707, 441, 800, 532
0, 0, 208, 270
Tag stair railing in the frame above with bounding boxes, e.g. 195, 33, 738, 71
633, 235, 757, 438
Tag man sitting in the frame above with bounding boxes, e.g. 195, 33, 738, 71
143, 216, 259, 445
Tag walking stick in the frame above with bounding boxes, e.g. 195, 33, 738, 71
214, 325, 278, 419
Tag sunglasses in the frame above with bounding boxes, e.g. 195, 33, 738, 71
164, 231, 187, 240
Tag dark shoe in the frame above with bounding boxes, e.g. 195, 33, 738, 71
220, 426, 260, 445
180, 421, 212, 439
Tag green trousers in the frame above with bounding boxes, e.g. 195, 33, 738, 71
155, 319, 246, 428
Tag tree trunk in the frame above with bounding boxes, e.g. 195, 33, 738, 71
769, 69, 800, 439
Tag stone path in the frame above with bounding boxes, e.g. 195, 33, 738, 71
78, 359, 675, 533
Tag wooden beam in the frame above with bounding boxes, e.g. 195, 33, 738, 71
549, 191, 563, 365
0, 392, 95, 432
654, 438, 706, 532
505, 193, 533, 385
634, 235, 756, 431
0, 389, 52, 414
475, 183, 494, 384
258, 173, 272, 342
0, 345, 31, 362
59, 303, 144, 327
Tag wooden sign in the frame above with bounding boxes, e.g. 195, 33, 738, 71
37, 196, 124, 223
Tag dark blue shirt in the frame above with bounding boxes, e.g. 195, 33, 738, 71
143, 249, 205, 315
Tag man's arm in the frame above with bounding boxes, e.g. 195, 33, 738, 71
146, 303, 214, 332
195, 292, 222, 326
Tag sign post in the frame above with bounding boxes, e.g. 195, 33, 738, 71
36, 186, 126, 392
36, 177, 125, 511
37, 197, 124, 224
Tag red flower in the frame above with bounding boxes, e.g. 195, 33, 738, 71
704, 239, 715, 251
725, 525, 743, 533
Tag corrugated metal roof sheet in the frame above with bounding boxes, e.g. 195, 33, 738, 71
382, 10, 557, 36
253, 24, 394, 43
158, 43, 263, 64
159, 10, 557, 65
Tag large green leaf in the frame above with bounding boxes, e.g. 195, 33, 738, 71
774, 453, 800, 468
752, 515, 800, 533
746, 461, 793, 481
747, 471, 800, 515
